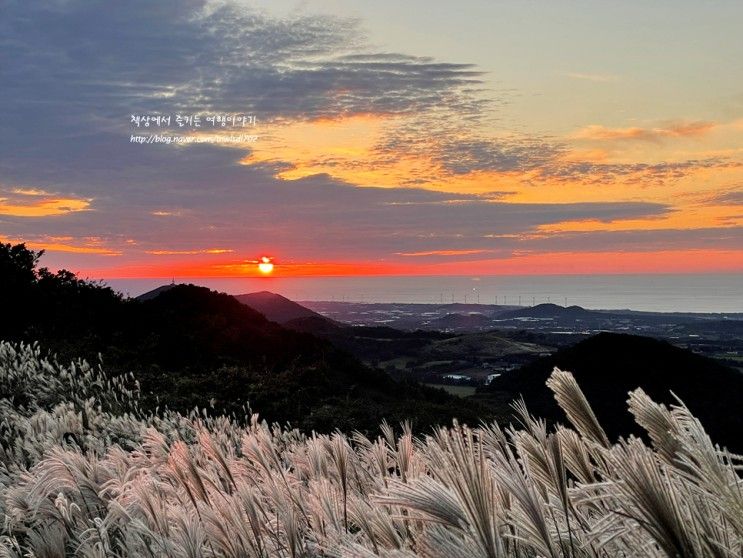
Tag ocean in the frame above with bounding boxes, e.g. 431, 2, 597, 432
106, 273, 743, 314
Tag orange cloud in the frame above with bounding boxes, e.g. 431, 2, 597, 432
9, 188, 49, 196
0, 188, 91, 217
1, 236, 120, 255
534, 204, 743, 234
396, 249, 487, 257
240, 113, 393, 182
235, 109, 737, 209
145, 249, 234, 255
572, 121, 716, 143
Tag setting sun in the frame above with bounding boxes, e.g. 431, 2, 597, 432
258, 256, 274, 275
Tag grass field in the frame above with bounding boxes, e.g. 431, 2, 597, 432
3, 342, 742, 556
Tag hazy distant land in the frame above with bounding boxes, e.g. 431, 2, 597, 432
109, 273, 743, 313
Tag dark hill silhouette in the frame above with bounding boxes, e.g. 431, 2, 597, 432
131, 285, 319, 369
135, 283, 177, 301
479, 332, 743, 452
425, 312, 493, 330
495, 303, 596, 320
235, 291, 335, 325
133, 287, 496, 430
284, 315, 344, 334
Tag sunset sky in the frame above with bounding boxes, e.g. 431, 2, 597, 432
1, 0, 742, 278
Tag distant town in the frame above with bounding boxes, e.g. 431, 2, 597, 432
298, 300, 743, 393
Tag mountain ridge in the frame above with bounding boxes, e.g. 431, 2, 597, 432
478, 332, 743, 452
234, 290, 335, 325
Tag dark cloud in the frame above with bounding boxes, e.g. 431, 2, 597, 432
572, 121, 716, 143
0, 0, 485, 133
708, 189, 743, 205
534, 159, 738, 186
434, 137, 563, 175
0, 0, 490, 195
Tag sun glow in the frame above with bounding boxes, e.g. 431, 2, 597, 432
258, 256, 274, 275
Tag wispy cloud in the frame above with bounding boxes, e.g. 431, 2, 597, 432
0, 235, 120, 256
565, 72, 620, 83
151, 210, 183, 217
572, 121, 717, 143
396, 249, 488, 257
145, 249, 234, 255
0, 187, 91, 217
536, 158, 737, 186
705, 188, 743, 205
